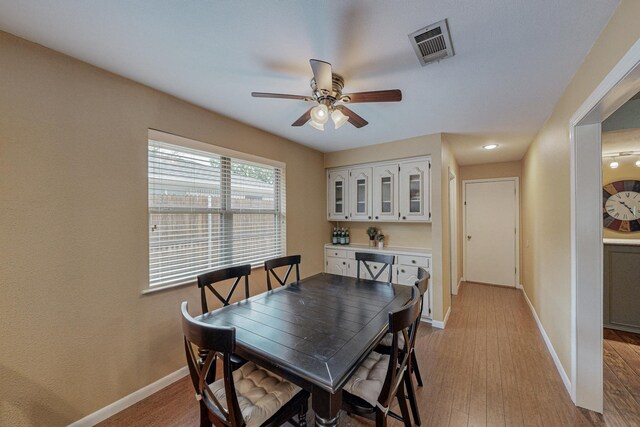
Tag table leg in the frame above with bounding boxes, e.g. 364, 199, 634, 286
312, 387, 342, 427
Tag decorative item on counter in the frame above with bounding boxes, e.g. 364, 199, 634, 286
332, 227, 338, 244
345, 228, 350, 245
366, 226, 378, 248
340, 228, 346, 245
376, 234, 385, 249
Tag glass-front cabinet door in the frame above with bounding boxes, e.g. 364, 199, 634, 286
349, 167, 373, 220
328, 168, 349, 220
373, 164, 399, 221
399, 159, 430, 222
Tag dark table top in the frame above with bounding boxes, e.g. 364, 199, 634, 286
198, 272, 413, 393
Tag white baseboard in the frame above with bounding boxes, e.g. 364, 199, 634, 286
520, 288, 571, 394
431, 305, 451, 329
68, 366, 189, 426
517, 283, 523, 290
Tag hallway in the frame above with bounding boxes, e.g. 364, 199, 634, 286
101, 282, 631, 426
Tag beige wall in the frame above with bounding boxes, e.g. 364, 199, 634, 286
439, 136, 458, 316
602, 154, 640, 240
324, 133, 451, 321
458, 161, 523, 283
0, 31, 328, 426
522, 0, 640, 375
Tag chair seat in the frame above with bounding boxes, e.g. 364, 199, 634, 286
378, 331, 405, 348
343, 351, 390, 407
209, 361, 302, 427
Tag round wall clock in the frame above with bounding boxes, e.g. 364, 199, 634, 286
603, 179, 640, 232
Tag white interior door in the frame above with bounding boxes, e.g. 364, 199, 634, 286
464, 179, 517, 287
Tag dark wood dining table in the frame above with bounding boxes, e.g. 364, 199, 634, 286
197, 272, 414, 427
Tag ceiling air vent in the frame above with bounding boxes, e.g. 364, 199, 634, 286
408, 19, 454, 66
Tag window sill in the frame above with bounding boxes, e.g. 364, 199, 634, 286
142, 280, 196, 295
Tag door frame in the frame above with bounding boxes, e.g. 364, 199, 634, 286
569, 38, 640, 413
462, 177, 520, 288
449, 168, 459, 295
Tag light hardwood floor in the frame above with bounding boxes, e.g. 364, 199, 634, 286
99, 282, 637, 426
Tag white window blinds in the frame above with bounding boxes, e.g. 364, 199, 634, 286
148, 138, 286, 288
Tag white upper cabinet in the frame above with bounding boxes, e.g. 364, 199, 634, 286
327, 156, 430, 222
372, 164, 399, 221
328, 168, 350, 221
399, 159, 431, 222
349, 167, 373, 221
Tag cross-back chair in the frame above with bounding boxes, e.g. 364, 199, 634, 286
198, 264, 252, 314
342, 288, 421, 427
355, 252, 395, 283
264, 255, 301, 290
181, 302, 309, 427
375, 267, 430, 425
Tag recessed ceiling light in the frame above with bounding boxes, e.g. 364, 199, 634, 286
636, 159, 640, 167
483, 144, 498, 150
609, 160, 619, 169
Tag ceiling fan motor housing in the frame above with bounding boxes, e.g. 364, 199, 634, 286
311, 74, 346, 105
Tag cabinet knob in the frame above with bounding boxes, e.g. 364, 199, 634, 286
335, 252, 338, 256
368, 216, 371, 219
345, 216, 348, 219
412, 260, 416, 264
375, 216, 379, 219
342, 262, 346, 265
373, 265, 378, 269
402, 216, 407, 220
401, 269, 405, 273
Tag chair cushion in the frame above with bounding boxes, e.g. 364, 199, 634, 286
209, 361, 301, 427
343, 351, 390, 406
378, 331, 405, 348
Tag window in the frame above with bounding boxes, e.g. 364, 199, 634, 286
147, 131, 286, 288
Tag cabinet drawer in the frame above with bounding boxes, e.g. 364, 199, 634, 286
326, 249, 347, 258
397, 255, 429, 268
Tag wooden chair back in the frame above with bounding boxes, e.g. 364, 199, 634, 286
264, 255, 301, 290
181, 302, 245, 427
355, 252, 395, 283
197, 264, 252, 314
378, 288, 421, 410
415, 267, 430, 317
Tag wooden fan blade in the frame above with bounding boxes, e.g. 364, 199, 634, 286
310, 59, 333, 93
252, 92, 311, 101
343, 89, 402, 103
291, 108, 313, 127
335, 106, 368, 128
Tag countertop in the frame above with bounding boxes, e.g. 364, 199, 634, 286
325, 242, 432, 256
603, 238, 640, 246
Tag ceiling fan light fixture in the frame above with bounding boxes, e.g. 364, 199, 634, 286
310, 104, 329, 124
308, 120, 325, 131
331, 109, 348, 129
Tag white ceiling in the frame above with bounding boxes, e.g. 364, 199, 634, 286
0, 0, 619, 163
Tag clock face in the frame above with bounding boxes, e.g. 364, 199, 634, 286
603, 180, 640, 232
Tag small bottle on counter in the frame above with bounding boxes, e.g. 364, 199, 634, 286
340, 228, 346, 245
332, 227, 338, 244
345, 228, 350, 245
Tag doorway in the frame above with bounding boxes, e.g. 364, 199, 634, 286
570, 38, 640, 412
463, 178, 519, 287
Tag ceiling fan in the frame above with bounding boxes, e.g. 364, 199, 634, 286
251, 59, 402, 130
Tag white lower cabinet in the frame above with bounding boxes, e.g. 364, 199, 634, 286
324, 244, 432, 320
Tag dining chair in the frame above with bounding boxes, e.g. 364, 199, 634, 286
197, 264, 252, 314
181, 302, 310, 427
264, 255, 301, 290
341, 287, 421, 427
355, 252, 395, 283
197, 264, 252, 374
375, 267, 429, 425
